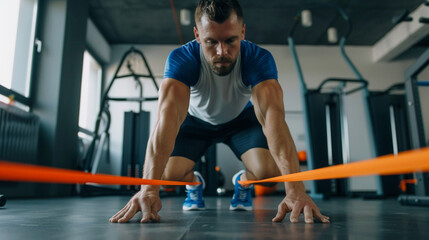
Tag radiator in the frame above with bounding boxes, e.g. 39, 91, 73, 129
0, 102, 39, 162
0, 102, 40, 198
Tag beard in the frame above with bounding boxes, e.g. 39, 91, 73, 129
210, 56, 237, 76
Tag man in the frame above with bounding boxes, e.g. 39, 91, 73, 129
110, 0, 329, 224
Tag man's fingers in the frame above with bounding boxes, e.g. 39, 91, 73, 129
141, 212, 151, 223
151, 206, 161, 222
118, 203, 138, 223
272, 202, 289, 222
151, 212, 161, 222
289, 203, 302, 223
140, 210, 161, 223
139, 197, 151, 223
109, 210, 124, 223
110, 204, 129, 223
313, 210, 330, 223
303, 206, 314, 224
139, 197, 162, 223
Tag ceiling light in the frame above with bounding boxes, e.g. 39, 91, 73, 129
327, 27, 338, 43
180, 9, 191, 26
301, 10, 312, 27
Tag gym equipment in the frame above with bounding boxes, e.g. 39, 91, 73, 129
398, 48, 429, 206
121, 111, 150, 191
392, 9, 412, 25
195, 145, 219, 196
288, 3, 374, 199
390, 6, 429, 206
367, 83, 412, 197
392, 6, 429, 25
79, 47, 158, 195
0, 194, 6, 207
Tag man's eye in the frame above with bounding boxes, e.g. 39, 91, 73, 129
207, 40, 217, 45
226, 39, 235, 44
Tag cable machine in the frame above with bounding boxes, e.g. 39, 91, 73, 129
79, 47, 159, 195
398, 49, 429, 206
367, 83, 412, 198
382, 6, 429, 205
288, 3, 374, 199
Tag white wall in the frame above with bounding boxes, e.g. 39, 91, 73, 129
86, 19, 110, 63
104, 43, 423, 192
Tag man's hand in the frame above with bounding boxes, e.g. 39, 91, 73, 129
272, 190, 330, 224
109, 190, 162, 223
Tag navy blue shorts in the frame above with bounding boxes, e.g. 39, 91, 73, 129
171, 106, 269, 162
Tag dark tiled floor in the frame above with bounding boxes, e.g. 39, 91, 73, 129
1, 195, 428, 240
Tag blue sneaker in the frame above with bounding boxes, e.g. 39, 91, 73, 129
230, 170, 253, 211
182, 171, 205, 211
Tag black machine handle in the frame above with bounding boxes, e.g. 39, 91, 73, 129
316, 78, 368, 95
373, 81, 429, 97
106, 97, 159, 102
382, 83, 405, 94
392, 9, 413, 26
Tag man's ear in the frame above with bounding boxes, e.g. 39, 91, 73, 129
194, 26, 201, 43
241, 24, 246, 40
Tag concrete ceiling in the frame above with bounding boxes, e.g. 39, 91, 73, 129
88, 0, 426, 46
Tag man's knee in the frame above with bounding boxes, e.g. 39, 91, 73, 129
247, 167, 278, 181
163, 157, 196, 181
162, 168, 186, 181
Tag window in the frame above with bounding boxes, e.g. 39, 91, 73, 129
79, 51, 102, 133
0, 0, 39, 105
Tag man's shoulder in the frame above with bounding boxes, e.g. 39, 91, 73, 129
172, 40, 200, 59
164, 40, 201, 87
240, 40, 272, 61
240, 40, 278, 87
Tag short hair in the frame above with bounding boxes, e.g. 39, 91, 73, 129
195, 0, 243, 25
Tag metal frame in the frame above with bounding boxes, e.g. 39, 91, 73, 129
0, 85, 31, 107
367, 83, 411, 198
399, 48, 429, 206
83, 47, 159, 173
288, 3, 374, 199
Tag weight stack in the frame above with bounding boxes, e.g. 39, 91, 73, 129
121, 111, 150, 191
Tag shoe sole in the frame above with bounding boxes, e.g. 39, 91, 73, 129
229, 204, 253, 211
183, 205, 205, 211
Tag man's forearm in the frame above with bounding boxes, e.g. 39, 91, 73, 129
141, 108, 185, 191
263, 110, 306, 193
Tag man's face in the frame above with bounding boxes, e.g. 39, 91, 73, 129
194, 12, 245, 76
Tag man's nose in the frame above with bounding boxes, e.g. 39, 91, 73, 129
216, 43, 227, 56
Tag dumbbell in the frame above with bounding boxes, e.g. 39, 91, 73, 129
0, 194, 6, 207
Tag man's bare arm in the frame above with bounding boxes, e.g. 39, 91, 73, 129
142, 78, 190, 191
251, 79, 303, 190
110, 78, 190, 223
252, 79, 329, 223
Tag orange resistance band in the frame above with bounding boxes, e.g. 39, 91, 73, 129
0, 161, 199, 186
1, 147, 428, 186
239, 147, 429, 185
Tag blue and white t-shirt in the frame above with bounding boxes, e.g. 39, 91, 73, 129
164, 40, 278, 125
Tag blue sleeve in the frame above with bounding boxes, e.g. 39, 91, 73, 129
241, 41, 278, 87
164, 40, 200, 87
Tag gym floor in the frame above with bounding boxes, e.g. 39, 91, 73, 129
1, 194, 428, 240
